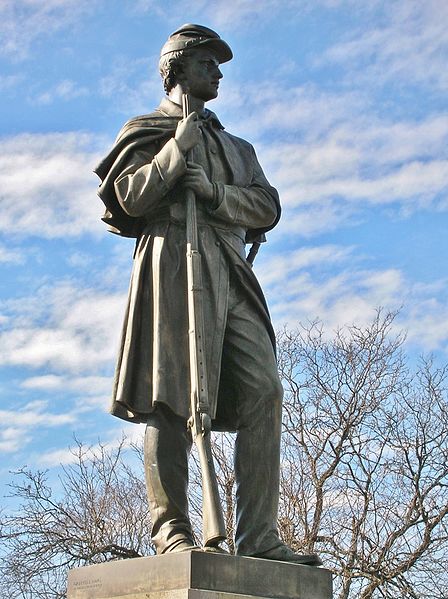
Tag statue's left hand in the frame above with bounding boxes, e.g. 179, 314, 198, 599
183, 162, 214, 202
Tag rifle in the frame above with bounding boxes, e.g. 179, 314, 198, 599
182, 93, 227, 548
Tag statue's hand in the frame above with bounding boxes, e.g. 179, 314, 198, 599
183, 162, 214, 202
175, 112, 202, 154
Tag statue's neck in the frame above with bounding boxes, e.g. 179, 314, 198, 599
169, 85, 205, 116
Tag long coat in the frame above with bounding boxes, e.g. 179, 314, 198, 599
95, 98, 281, 428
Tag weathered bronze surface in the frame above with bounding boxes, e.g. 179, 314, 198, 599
67, 552, 333, 599
95, 24, 321, 565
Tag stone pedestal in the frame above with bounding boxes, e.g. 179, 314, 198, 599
67, 551, 332, 599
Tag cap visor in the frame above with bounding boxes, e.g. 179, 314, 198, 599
198, 38, 233, 63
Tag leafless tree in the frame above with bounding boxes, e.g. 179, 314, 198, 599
0, 438, 152, 599
1, 311, 447, 599
276, 310, 448, 599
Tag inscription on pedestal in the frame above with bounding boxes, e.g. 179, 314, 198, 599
71, 578, 102, 593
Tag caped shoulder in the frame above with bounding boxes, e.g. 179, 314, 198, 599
115, 110, 178, 143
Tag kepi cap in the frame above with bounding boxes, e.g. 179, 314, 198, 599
160, 24, 233, 63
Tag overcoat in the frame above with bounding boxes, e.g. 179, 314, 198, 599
95, 98, 281, 428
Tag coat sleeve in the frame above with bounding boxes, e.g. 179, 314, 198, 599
114, 138, 187, 217
210, 145, 279, 230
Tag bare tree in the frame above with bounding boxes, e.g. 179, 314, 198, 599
0, 438, 152, 599
1, 311, 447, 599
277, 310, 448, 599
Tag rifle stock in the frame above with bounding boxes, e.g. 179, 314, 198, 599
182, 94, 226, 547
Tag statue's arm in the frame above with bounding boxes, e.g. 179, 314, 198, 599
114, 138, 187, 217
210, 148, 279, 229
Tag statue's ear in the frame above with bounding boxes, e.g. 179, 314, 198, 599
175, 66, 187, 86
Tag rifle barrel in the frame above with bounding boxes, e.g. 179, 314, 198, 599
182, 92, 226, 547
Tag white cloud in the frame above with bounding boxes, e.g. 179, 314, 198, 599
218, 81, 448, 239
0, 427, 32, 453
0, 244, 24, 264
278, 158, 448, 207
0, 283, 125, 373
0, 400, 78, 454
0, 399, 76, 428
247, 101, 448, 237
66, 251, 95, 269
190, 0, 300, 27
99, 57, 161, 115
0, 132, 109, 239
20, 374, 113, 412
132, 0, 362, 29
33, 79, 89, 106
321, 0, 448, 91
4, 86, 443, 245
37, 422, 145, 467
0, 74, 23, 91
222, 83, 367, 141
128, 0, 166, 19
35, 446, 79, 466
258, 244, 354, 286
404, 295, 448, 353
273, 201, 360, 239
0, 0, 97, 60
258, 246, 448, 353
21, 374, 111, 395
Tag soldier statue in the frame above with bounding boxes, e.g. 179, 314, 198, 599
95, 23, 322, 566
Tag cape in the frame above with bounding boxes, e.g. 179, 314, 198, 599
94, 106, 279, 243
94, 111, 180, 238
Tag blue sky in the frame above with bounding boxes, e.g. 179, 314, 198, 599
1, 0, 447, 498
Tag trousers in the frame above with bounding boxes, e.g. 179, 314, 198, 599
144, 273, 284, 555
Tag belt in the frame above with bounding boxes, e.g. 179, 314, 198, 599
144, 208, 247, 242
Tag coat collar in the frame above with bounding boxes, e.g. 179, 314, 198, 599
157, 97, 224, 130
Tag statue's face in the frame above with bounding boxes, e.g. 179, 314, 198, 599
180, 48, 223, 101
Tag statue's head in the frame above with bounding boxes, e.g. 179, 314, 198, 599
159, 24, 233, 97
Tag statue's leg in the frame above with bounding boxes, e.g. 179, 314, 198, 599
144, 404, 196, 554
233, 372, 283, 557
220, 281, 323, 566
218, 281, 283, 556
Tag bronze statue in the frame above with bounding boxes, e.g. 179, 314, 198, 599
95, 24, 322, 566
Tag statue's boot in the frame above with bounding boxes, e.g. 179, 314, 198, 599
144, 404, 197, 554
254, 544, 322, 565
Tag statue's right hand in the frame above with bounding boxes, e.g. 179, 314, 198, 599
175, 112, 202, 154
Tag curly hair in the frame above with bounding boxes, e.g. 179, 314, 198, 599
158, 49, 193, 94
